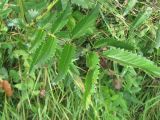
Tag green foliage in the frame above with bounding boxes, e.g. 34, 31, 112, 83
83, 52, 100, 108
30, 29, 46, 53
103, 48, 160, 77
94, 38, 135, 50
54, 44, 75, 83
71, 0, 94, 9
0, 0, 12, 19
71, 5, 99, 39
30, 36, 57, 72
123, 0, 137, 16
130, 7, 152, 30
51, 4, 72, 33
155, 24, 160, 49
0, 0, 160, 120
143, 95, 160, 120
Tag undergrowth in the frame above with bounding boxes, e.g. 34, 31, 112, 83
0, 0, 160, 120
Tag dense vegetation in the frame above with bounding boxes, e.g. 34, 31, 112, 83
0, 0, 160, 119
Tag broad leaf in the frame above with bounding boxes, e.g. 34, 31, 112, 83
103, 48, 160, 77
30, 37, 57, 72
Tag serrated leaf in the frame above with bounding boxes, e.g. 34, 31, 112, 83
94, 38, 135, 50
71, 5, 99, 39
83, 52, 100, 109
130, 7, 152, 30
123, 0, 137, 16
30, 29, 46, 53
54, 44, 75, 83
30, 37, 57, 72
103, 48, 160, 77
51, 4, 72, 33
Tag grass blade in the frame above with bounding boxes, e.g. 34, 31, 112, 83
123, 0, 137, 16
130, 7, 152, 30
71, 5, 99, 39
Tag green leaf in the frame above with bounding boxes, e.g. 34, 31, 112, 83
30, 37, 57, 72
59, 0, 69, 10
71, 0, 93, 9
123, 0, 137, 16
83, 52, 100, 109
51, 4, 72, 33
67, 16, 76, 31
103, 48, 160, 77
0, 8, 12, 18
71, 5, 99, 39
69, 64, 85, 92
130, 7, 152, 30
155, 24, 160, 49
9, 70, 20, 83
54, 44, 75, 83
30, 29, 46, 53
94, 38, 135, 50
86, 52, 99, 68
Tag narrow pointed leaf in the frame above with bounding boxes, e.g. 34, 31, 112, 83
130, 7, 152, 30
123, 0, 137, 16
